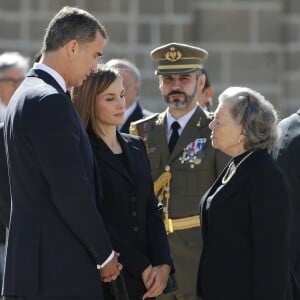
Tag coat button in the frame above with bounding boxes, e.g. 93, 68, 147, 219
133, 226, 138, 232
132, 211, 136, 216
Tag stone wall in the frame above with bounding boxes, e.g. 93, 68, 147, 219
0, 0, 299, 117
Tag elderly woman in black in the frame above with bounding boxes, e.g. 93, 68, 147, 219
197, 87, 291, 300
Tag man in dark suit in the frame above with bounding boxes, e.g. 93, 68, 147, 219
105, 59, 153, 133
130, 43, 229, 300
272, 109, 300, 295
2, 6, 121, 300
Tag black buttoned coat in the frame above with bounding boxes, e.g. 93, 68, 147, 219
88, 130, 173, 299
198, 150, 291, 300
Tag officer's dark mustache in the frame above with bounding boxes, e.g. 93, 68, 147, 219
168, 91, 186, 97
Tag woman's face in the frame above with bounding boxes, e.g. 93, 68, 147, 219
95, 76, 126, 127
209, 102, 244, 157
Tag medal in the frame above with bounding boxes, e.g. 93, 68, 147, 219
179, 138, 207, 168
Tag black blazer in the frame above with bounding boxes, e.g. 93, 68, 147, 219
272, 109, 300, 290
3, 69, 113, 297
88, 130, 173, 299
197, 150, 291, 300
119, 102, 152, 133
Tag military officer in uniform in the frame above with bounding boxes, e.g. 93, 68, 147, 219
130, 43, 229, 300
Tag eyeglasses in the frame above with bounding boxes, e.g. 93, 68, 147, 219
0, 77, 24, 85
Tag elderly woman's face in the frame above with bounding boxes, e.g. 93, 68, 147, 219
209, 103, 244, 157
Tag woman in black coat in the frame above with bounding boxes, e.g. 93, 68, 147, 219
73, 65, 173, 300
197, 87, 291, 300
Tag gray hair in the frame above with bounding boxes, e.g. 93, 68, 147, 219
218, 86, 278, 151
42, 6, 108, 53
105, 59, 141, 86
0, 51, 29, 78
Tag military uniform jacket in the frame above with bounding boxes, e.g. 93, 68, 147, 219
130, 105, 228, 295
131, 106, 227, 219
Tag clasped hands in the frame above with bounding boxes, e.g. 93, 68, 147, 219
99, 252, 171, 299
142, 264, 171, 299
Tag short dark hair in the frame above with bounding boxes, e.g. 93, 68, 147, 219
42, 6, 108, 52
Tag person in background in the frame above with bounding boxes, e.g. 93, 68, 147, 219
105, 58, 153, 133
197, 68, 214, 112
272, 109, 300, 299
2, 6, 121, 300
130, 42, 229, 300
198, 86, 291, 300
0, 51, 29, 298
73, 65, 173, 300
0, 51, 29, 122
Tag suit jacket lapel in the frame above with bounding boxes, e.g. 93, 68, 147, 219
149, 111, 170, 160
117, 132, 141, 186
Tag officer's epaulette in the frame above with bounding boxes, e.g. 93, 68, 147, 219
129, 113, 159, 136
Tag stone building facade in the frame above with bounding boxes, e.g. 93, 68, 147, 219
0, 0, 299, 117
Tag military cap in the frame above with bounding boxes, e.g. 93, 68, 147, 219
150, 42, 208, 75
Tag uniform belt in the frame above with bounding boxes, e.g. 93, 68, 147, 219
166, 215, 200, 233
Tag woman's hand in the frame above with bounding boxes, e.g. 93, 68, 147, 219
142, 264, 171, 299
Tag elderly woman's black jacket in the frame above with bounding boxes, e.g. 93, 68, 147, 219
197, 149, 291, 300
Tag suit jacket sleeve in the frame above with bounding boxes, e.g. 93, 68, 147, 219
0, 123, 11, 227
28, 94, 113, 265
250, 163, 290, 300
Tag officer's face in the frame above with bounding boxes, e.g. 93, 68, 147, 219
159, 72, 204, 110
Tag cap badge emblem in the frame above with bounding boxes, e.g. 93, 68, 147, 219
165, 47, 182, 62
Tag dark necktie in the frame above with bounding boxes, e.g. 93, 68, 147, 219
168, 121, 180, 153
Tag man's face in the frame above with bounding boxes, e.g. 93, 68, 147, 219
69, 31, 105, 88
159, 72, 203, 111
0, 68, 25, 105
